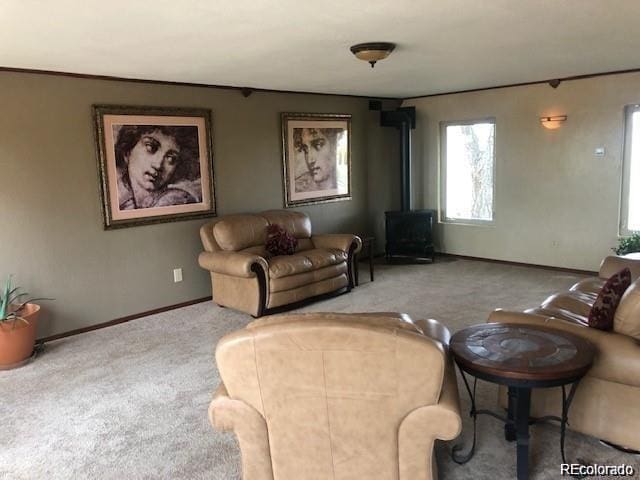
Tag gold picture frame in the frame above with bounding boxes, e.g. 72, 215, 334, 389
93, 105, 215, 229
281, 112, 352, 207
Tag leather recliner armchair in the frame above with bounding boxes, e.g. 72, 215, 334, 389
209, 312, 462, 480
489, 255, 640, 451
199, 210, 362, 317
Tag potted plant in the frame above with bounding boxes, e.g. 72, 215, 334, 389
614, 233, 640, 256
0, 276, 42, 369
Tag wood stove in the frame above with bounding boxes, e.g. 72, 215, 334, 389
385, 209, 435, 261
377, 105, 435, 262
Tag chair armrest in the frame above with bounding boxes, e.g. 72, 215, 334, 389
414, 318, 451, 348
209, 383, 234, 431
311, 234, 362, 254
399, 360, 462, 441
209, 383, 274, 479
198, 251, 268, 278
398, 360, 462, 480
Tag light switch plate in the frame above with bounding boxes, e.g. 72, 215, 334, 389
173, 268, 183, 283
594, 147, 605, 156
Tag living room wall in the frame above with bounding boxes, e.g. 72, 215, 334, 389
403, 72, 640, 271
0, 71, 385, 338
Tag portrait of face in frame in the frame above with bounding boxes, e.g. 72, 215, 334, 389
94, 105, 215, 229
281, 113, 351, 207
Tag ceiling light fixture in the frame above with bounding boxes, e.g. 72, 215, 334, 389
350, 42, 395, 68
540, 115, 567, 130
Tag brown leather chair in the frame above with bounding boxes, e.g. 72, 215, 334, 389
210, 312, 462, 480
199, 210, 362, 317
489, 255, 640, 451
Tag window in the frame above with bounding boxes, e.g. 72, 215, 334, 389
440, 119, 496, 223
621, 105, 640, 234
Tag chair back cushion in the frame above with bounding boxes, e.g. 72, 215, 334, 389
216, 313, 445, 480
213, 214, 269, 252
261, 210, 312, 239
203, 210, 312, 253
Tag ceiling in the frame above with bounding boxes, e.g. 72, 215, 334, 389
2, 1, 640, 98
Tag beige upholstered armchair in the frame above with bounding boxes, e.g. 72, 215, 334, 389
209, 312, 462, 480
199, 210, 362, 317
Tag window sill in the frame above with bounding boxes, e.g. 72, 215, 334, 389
439, 219, 495, 227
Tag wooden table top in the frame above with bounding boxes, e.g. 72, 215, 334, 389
450, 323, 596, 384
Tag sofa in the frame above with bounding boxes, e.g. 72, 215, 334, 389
199, 210, 362, 317
209, 312, 462, 480
488, 254, 640, 451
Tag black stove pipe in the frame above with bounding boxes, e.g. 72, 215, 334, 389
380, 107, 416, 212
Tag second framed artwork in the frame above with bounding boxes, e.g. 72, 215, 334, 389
281, 112, 352, 207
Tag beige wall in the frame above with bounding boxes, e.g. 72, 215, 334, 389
403, 72, 640, 271
0, 72, 382, 337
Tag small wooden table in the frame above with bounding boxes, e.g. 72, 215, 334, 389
450, 323, 595, 480
354, 236, 374, 286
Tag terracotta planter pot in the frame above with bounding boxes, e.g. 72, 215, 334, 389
0, 303, 40, 369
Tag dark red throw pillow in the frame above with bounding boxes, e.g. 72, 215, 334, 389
265, 224, 298, 256
588, 268, 632, 330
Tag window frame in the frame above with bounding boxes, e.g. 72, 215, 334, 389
439, 117, 497, 226
621, 104, 640, 236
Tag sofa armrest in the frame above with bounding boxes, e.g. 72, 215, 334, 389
209, 383, 274, 479
398, 360, 462, 480
489, 309, 640, 388
311, 234, 362, 254
599, 255, 640, 281
198, 251, 268, 278
488, 309, 554, 326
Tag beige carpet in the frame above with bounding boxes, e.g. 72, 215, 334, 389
1, 257, 636, 479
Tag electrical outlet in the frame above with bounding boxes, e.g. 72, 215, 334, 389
173, 268, 183, 283
594, 147, 605, 156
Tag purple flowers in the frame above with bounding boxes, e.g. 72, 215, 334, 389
265, 224, 298, 256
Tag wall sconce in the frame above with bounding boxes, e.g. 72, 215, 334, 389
540, 115, 567, 130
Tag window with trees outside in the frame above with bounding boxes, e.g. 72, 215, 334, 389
621, 105, 640, 234
440, 119, 496, 224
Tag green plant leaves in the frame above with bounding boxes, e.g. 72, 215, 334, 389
0, 275, 11, 320
0, 275, 42, 324
615, 233, 640, 256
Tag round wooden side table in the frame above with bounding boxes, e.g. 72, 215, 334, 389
450, 323, 596, 480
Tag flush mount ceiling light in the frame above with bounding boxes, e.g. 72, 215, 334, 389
540, 115, 567, 130
350, 42, 396, 68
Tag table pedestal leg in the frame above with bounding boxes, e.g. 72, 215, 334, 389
505, 386, 517, 442
514, 387, 532, 480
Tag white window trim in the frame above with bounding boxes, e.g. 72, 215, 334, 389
620, 105, 640, 236
439, 117, 497, 226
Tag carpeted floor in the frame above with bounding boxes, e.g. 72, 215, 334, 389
1, 258, 637, 479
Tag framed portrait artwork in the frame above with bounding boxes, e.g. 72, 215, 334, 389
93, 105, 215, 229
281, 112, 352, 207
